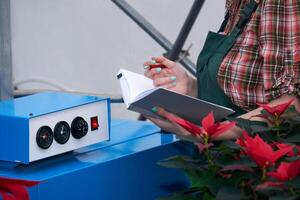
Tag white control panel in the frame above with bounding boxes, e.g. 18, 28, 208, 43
29, 101, 109, 162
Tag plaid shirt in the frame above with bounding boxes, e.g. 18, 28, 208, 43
218, 0, 300, 110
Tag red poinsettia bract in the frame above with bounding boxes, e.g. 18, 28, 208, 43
268, 160, 300, 181
237, 132, 291, 168
276, 143, 300, 157
257, 99, 294, 118
165, 111, 236, 139
0, 177, 40, 200
201, 112, 236, 139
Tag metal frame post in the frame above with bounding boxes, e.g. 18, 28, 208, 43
168, 0, 205, 61
0, 0, 13, 100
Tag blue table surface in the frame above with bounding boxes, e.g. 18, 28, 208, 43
0, 119, 175, 181
0, 92, 108, 118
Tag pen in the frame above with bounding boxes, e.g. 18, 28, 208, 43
149, 63, 167, 70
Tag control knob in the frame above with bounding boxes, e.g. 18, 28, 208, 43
36, 126, 53, 149
71, 117, 89, 139
54, 121, 71, 144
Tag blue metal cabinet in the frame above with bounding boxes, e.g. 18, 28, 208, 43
0, 120, 190, 200
0, 92, 111, 165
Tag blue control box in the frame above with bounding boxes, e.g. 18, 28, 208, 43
0, 92, 111, 165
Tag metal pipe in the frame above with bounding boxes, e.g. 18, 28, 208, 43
112, 0, 172, 51
168, 0, 205, 61
111, 0, 197, 76
0, 0, 13, 100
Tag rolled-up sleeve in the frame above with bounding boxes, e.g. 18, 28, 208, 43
259, 0, 300, 100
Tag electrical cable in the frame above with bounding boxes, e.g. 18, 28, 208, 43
13, 78, 73, 91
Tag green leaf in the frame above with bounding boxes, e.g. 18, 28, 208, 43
217, 157, 256, 168
261, 109, 275, 120
286, 176, 300, 188
286, 113, 300, 129
250, 125, 271, 133
284, 134, 300, 144
284, 105, 298, 113
288, 115, 300, 124
219, 164, 254, 173
227, 117, 268, 135
254, 131, 278, 144
286, 124, 300, 137
215, 186, 249, 200
282, 105, 300, 119
185, 169, 227, 195
202, 192, 215, 200
158, 155, 205, 170
282, 124, 300, 143
221, 140, 240, 150
271, 123, 290, 132
293, 146, 299, 155
285, 156, 300, 162
185, 169, 204, 187
229, 171, 258, 187
185, 169, 213, 188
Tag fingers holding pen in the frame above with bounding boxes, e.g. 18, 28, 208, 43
152, 56, 177, 69
143, 69, 177, 90
143, 59, 157, 70
144, 65, 168, 79
143, 56, 176, 70
143, 56, 177, 81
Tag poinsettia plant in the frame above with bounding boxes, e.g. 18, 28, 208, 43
0, 177, 40, 200
158, 100, 300, 200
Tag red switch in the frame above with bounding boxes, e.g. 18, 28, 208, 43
91, 116, 99, 131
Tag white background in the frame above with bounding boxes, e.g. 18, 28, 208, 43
10, 0, 226, 119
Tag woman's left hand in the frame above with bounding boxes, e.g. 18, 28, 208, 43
146, 107, 202, 143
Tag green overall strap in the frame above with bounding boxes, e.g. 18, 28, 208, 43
209, 0, 259, 83
196, 0, 259, 115
218, 12, 229, 33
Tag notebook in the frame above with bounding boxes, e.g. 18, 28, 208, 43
117, 69, 234, 124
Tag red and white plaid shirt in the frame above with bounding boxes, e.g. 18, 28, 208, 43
218, 0, 300, 110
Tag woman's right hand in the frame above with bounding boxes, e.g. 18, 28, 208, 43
143, 56, 197, 97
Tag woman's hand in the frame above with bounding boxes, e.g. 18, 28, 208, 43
146, 107, 202, 143
143, 56, 197, 97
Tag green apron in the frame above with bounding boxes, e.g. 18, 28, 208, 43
196, 0, 258, 116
